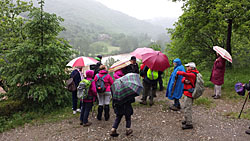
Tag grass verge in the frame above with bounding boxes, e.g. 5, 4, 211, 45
194, 97, 215, 108
224, 109, 250, 120
0, 106, 74, 133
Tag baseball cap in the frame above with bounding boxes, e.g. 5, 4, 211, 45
185, 62, 196, 68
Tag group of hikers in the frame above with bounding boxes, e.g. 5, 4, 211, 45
69, 52, 250, 136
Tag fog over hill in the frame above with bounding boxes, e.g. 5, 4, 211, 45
42, 0, 166, 38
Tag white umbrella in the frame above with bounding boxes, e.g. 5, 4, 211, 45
66, 56, 98, 67
213, 46, 232, 63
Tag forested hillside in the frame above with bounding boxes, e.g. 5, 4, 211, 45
40, 0, 169, 56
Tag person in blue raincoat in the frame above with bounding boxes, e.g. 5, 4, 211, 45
166, 58, 185, 111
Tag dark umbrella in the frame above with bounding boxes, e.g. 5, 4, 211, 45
141, 51, 170, 71
111, 73, 143, 104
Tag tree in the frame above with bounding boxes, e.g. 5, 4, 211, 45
0, 0, 33, 92
1, 0, 73, 109
168, 0, 250, 67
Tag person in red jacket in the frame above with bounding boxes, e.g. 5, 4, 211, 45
210, 53, 226, 99
177, 62, 199, 130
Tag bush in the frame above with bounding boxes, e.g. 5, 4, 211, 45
0, 99, 23, 116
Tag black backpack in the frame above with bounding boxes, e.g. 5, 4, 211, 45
96, 74, 107, 93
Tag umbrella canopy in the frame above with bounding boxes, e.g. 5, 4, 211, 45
108, 59, 131, 72
130, 47, 154, 59
66, 56, 98, 67
141, 51, 170, 71
213, 46, 232, 63
111, 73, 143, 104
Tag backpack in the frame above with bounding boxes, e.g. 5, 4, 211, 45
77, 79, 93, 99
96, 74, 107, 93
147, 68, 158, 80
66, 73, 77, 92
191, 72, 205, 99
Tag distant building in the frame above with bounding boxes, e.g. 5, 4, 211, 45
98, 34, 112, 41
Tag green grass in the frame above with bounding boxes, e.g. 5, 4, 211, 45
0, 106, 75, 133
194, 97, 215, 108
224, 109, 250, 120
200, 67, 250, 90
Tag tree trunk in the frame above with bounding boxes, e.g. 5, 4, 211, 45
226, 19, 232, 67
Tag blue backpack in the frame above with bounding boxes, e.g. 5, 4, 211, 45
96, 74, 107, 93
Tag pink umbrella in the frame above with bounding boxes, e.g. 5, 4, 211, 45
213, 46, 232, 63
66, 56, 98, 67
141, 51, 170, 71
130, 47, 154, 59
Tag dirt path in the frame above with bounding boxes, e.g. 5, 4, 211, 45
1, 88, 250, 141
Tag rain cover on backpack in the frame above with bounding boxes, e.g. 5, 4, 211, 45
192, 72, 205, 99
77, 79, 92, 99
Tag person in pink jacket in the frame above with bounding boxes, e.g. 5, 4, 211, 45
114, 69, 124, 80
80, 70, 97, 126
94, 65, 114, 121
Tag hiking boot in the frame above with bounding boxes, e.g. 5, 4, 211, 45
140, 101, 147, 105
149, 100, 154, 106
153, 94, 157, 97
246, 129, 250, 135
182, 124, 193, 130
182, 121, 186, 125
80, 122, 83, 125
169, 105, 180, 111
97, 106, 103, 120
104, 105, 110, 121
211, 94, 216, 97
126, 128, 133, 136
83, 122, 92, 127
73, 110, 77, 115
110, 128, 119, 137
213, 95, 221, 99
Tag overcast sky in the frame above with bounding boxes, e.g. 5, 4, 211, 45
95, 0, 184, 20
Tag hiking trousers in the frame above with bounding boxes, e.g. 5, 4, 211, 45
214, 85, 222, 96
142, 82, 157, 102
80, 102, 93, 124
97, 92, 111, 106
112, 114, 131, 129
184, 95, 193, 125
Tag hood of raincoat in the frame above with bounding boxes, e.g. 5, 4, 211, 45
86, 70, 94, 79
173, 58, 182, 68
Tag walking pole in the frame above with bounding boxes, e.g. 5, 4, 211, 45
171, 75, 178, 97
238, 91, 250, 119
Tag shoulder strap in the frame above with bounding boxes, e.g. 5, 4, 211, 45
190, 72, 197, 88
101, 74, 108, 79
71, 70, 78, 78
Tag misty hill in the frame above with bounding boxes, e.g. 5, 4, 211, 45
43, 0, 165, 38
146, 17, 178, 29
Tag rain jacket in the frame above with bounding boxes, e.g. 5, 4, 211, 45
166, 58, 185, 100
114, 69, 124, 80
122, 63, 139, 75
177, 69, 199, 98
210, 56, 226, 85
94, 70, 114, 92
70, 69, 81, 88
140, 65, 159, 85
81, 70, 97, 103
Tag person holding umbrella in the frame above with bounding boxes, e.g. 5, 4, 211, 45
210, 53, 226, 99
110, 73, 143, 137
166, 58, 185, 111
140, 51, 170, 106
122, 56, 139, 75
